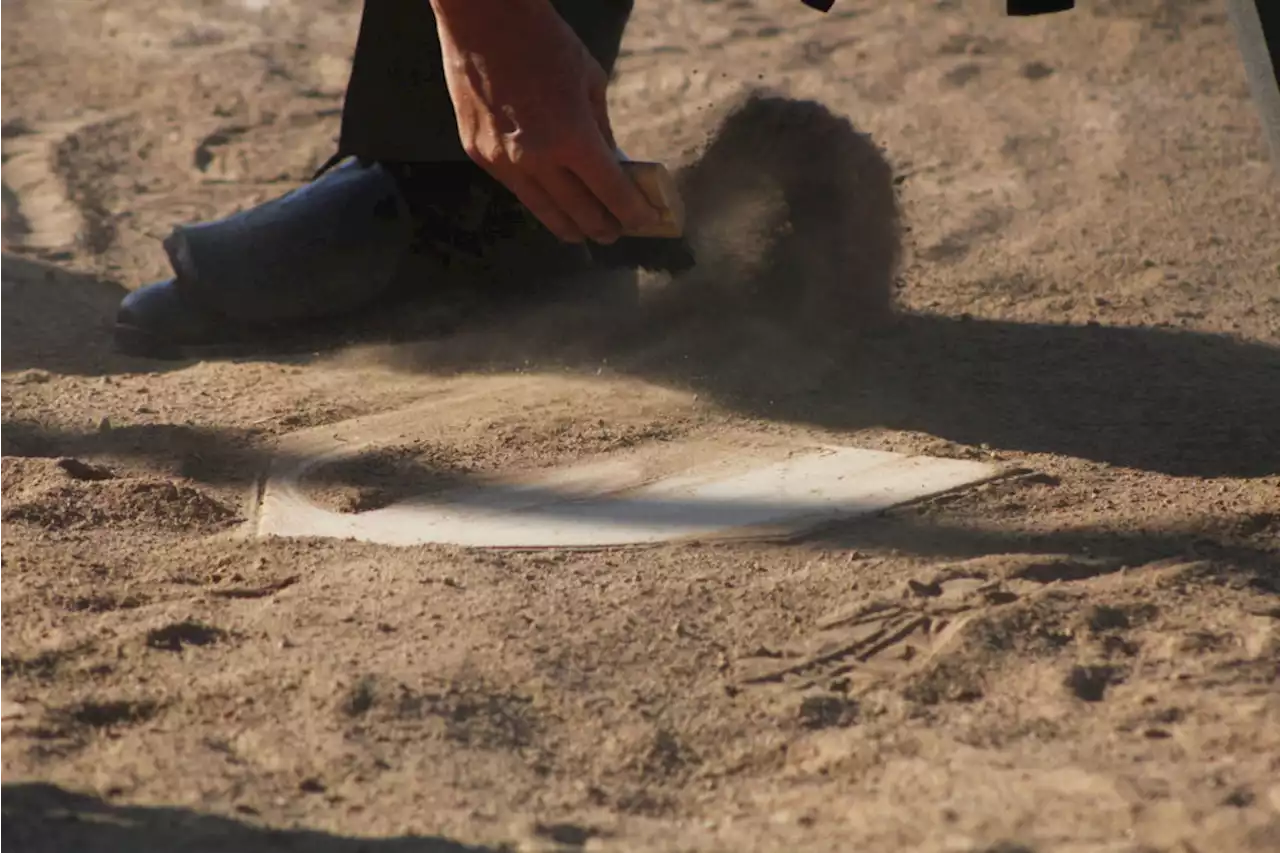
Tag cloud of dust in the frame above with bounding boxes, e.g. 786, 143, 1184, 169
347, 91, 903, 410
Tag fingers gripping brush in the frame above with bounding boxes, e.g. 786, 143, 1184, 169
588, 161, 697, 274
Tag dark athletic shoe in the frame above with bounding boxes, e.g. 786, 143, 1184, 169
116, 159, 417, 360
115, 158, 694, 361
113, 159, 586, 360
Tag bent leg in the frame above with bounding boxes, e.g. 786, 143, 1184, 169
339, 0, 636, 163
117, 0, 638, 359
1226, 0, 1280, 170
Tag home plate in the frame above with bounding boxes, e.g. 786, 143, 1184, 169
255, 414, 1004, 549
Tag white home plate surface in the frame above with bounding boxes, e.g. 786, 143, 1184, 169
255, 401, 1004, 549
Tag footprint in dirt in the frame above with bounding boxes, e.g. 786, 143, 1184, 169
6, 697, 162, 755
735, 554, 1132, 702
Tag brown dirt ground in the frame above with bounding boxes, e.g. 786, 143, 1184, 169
3, 1, 1279, 851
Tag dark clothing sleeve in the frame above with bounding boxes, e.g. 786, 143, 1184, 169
1227, 0, 1280, 168
1007, 1, 1075, 14
800, 1, 1076, 12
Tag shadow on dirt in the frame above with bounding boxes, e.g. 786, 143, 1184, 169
1, 782, 498, 853
5, 94, 1278, 480
3, 416, 1277, 593
0, 420, 265, 486
816, 502, 1280, 593
361, 93, 1280, 480
815, 313, 1280, 479
1, 253, 139, 377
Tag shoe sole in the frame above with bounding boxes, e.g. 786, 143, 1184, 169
113, 322, 361, 362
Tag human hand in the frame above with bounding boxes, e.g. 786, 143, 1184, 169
431, 0, 661, 244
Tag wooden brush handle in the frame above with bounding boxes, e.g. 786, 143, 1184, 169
620, 161, 686, 238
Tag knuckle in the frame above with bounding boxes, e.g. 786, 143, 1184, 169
462, 134, 512, 168
513, 144, 556, 170
506, 144, 534, 167
505, 131, 553, 167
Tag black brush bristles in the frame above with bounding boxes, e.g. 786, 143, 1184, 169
589, 237, 697, 274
